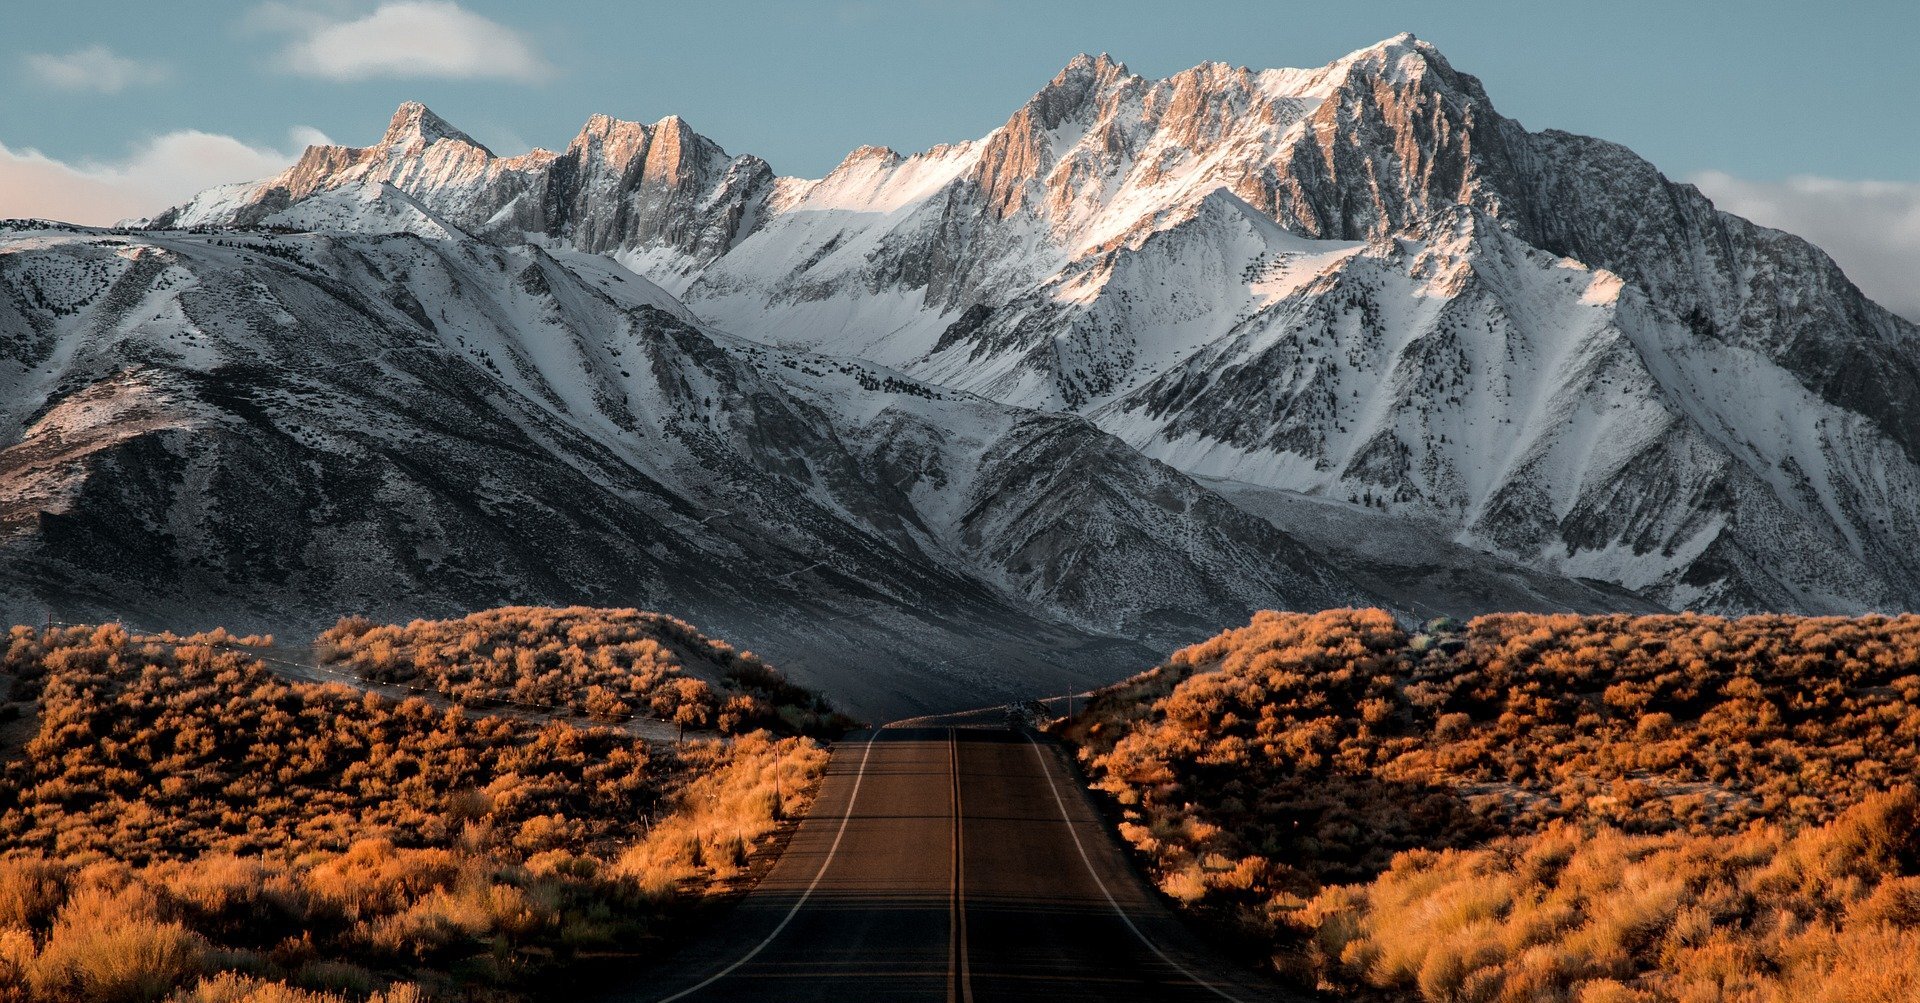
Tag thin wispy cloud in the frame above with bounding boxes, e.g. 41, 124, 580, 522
25, 45, 168, 93
1693, 171, 1920, 323
257, 1, 551, 82
0, 127, 329, 226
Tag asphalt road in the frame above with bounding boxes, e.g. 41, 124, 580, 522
620, 716, 1300, 1002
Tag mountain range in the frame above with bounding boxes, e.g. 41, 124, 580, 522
4, 34, 1914, 714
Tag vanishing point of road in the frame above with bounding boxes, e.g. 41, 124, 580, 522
618, 710, 1298, 1002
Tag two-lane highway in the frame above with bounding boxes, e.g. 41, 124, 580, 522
623, 720, 1298, 1001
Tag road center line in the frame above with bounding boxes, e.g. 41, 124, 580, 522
653, 728, 881, 1003
948, 728, 975, 1003
1019, 730, 1248, 1003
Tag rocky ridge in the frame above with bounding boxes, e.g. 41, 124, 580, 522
152, 34, 1920, 615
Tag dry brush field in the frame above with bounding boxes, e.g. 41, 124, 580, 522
316, 606, 852, 738
1064, 609, 1920, 1003
0, 610, 838, 1003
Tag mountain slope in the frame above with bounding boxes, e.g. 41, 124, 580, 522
0, 222, 1364, 718
1097, 205, 1920, 613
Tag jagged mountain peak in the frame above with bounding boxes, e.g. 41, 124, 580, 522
834, 144, 905, 170
567, 112, 653, 168
382, 100, 488, 154
1023, 52, 1138, 127
1025, 35, 1457, 116
1318, 31, 1489, 105
1330, 32, 1442, 70
575, 111, 644, 138
1163, 59, 1260, 87
1052, 51, 1131, 83
151, 98, 773, 266
564, 112, 739, 164
1355, 30, 1427, 55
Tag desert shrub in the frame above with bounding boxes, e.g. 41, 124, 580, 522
1066, 609, 1920, 1002
1312, 790, 1920, 1002
166, 972, 421, 1003
28, 884, 205, 1003
615, 732, 828, 893
314, 608, 851, 737
0, 861, 67, 933
0, 619, 834, 1002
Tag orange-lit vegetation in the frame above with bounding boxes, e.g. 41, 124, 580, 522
1066, 609, 1920, 1002
316, 607, 849, 737
0, 621, 830, 1002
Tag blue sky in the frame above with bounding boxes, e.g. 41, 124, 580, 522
3, 1, 1916, 315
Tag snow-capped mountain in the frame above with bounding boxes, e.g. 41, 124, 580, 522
155, 33, 1920, 615
0, 222, 1364, 719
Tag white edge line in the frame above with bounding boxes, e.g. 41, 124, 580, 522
654, 729, 881, 1002
1020, 730, 1248, 1003
951, 728, 974, 1003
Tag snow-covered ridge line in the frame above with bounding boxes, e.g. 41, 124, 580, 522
142, 32, 1920, 617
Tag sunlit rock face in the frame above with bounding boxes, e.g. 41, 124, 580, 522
157, 101, 773, 276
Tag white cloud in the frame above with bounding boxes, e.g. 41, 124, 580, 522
1692, 171, 1920, 323
0, 129, 329, 226
25, 46, 168, 93
262, 1, 550, 82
